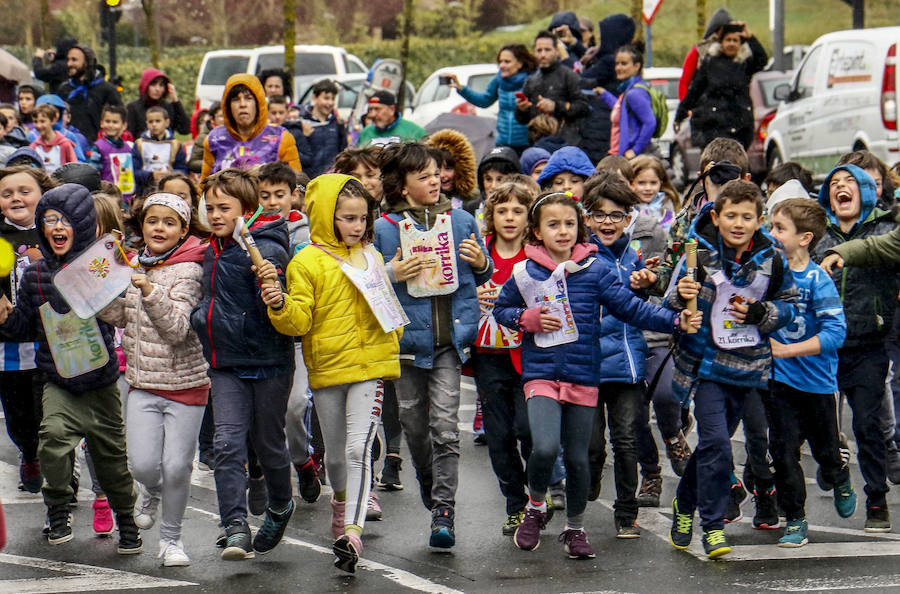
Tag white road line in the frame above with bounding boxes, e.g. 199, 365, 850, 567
733, 574, 900, 591
0, 553, 196, 593
186, 506, 466, 594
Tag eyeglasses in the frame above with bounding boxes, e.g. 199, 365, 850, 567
42, 215, 72, 228
588, 211, 627, 223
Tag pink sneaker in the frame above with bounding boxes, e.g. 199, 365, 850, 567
366, 492, 383, 521
92, 497, 115, 536
331, 497, 345, 539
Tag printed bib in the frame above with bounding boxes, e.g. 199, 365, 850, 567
337, 248, 409, 333
39, 302, 109, 378
475, 280, 521, 349
513, 260, 592, 348
399, 213, 459, 297
110, 152, 135, 195
40, 145, 63, 174
141, 141, 173, 172
710, 270, 769, 350
53, 234, 134, 319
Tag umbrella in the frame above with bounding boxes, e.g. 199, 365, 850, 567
424, 113, 497, 163
0, 49, 31, 83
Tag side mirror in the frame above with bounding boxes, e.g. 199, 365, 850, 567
773, 83, 791, 102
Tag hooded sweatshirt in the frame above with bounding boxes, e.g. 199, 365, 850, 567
201, 74, 301, 178
0, 184, 121, 393
126, 68, 190, 138
536, 146, 594, 191
29, 131, 77, 174
548, 11, 586, 66
267, 174, 402, 390
581, 14, 636, 90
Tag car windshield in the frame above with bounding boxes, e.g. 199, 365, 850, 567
257, 53, 338, 76
201, 56, 250, 85
759, 77, 792, 107
646, 78, 679, 101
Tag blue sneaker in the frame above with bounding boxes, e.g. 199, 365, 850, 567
778, 519, 808, 548
429, 506, 455, 548
833, 478, 857, 518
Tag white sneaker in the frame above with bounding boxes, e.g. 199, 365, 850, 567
159, 539, 190, 567
134, 486, 159, 530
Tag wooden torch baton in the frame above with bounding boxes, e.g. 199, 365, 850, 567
685, 239, 698, 334
237, 221, 278, 288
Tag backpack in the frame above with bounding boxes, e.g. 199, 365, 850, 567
628, 83, 668, 139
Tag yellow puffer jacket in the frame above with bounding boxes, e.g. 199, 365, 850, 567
268, 173, 401, 390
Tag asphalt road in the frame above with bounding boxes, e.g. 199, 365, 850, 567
2, 378, 900, 593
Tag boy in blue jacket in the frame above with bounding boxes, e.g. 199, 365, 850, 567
766, 197, 855, 548
190, 168, 295, 561
667, 179, 797, 559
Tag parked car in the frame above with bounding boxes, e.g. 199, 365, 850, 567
765, 27, 900, 177
408, 64, 500, 127
670, 69, 793, 188
194, 45, 368, 109
641, 66, 682, 164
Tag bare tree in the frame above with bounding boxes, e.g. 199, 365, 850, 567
142, 0, 161, 67
284, 0, 295, 73
696, 0, 706, 41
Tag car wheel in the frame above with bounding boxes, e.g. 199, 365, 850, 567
670, 145, 688, 191
766, 145, 783, 172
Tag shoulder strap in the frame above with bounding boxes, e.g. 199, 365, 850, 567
381, 213, 402, 226
764, 251, 785, 302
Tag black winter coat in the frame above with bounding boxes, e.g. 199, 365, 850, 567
58, 77, 123, 141
515, 62, 589, 145
675, 37, 767, 149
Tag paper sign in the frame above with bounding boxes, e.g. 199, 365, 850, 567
399, 213, 459, 297
39, 302, 109, 378
53, 234, 133, 319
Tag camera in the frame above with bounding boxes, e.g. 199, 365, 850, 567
438, 75, 453, 86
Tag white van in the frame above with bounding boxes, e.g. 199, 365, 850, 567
194, 45, 368, 109
765, 27, 900, 176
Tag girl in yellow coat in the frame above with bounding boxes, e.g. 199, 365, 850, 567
259, 174, 402, 574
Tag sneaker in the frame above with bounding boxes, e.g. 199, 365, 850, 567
701, 528, 731, 559
92, 497, 115, 536
134, 488, 159, 530
865, 505, 892, 533
548, 481, 566, 511
47, 504, 73, 545
19, 458, 42, 493
514, 506, 549, 551
247, 476, 267, 516
295, 460, 321, 503
778, 519, 809, 548
833, 478, 857, 518
116, 513, 143, 555
429, 506, 455, 548
725, 477, 749, 523
331, 497, 345, 539
502, 509, 525, 536
669, 497, 693, 550
376, 454, 403, 491
559, 528, 596, 559
366, 492, 383, 521
888, 444, 900, 485
221, 518, 254, 560
665, 432, 692, 477
159, 539, 191, 567
752, 486, 780, 529
215, 530, 227, 548
253, 500, 294, 554
615, 517, 641, 539
198, 449, 215, 471
473, 431, 487, 445
637, 475, 662, 508
333, 533, 362, 573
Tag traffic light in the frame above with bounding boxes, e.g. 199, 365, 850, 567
105, 0, 121, 6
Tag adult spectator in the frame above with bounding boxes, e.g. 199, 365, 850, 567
548, 11, 586, 67
201, 74, 300, 178
126, 68, 190, 138
57, 44, 122, 141
287, 79, 347, 178
258, 69, 293, 102
447, 44, 536, 152
356, 91, 426, 147
32, 37, 78, 95
514, 31, 589, 146
577, 16, 596, 49
597, 41, 657, 159
678, 8, 733, 100
674, 21, 766, 150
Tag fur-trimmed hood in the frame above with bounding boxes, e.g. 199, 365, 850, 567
426, 128, 477, 197
707, 40, 753, 63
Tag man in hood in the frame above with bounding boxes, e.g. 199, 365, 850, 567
201, 74, 301, 178
32, 37, 78, 95
356, 91, 426, 148
126, 68, 190, 138
57, 44, 122, 141
548, 11, 586, 67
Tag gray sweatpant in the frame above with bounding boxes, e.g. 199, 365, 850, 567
126, 389, 206, 542
286, 343, 312, 467
313, 379, 382, 530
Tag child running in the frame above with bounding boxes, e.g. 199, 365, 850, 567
99, 193, 209, 566
493, 191, 700, 558
262, 174, 402, 573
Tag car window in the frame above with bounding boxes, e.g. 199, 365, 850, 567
646, 78, 680, 101
794, 45, 821, 100
467, 74, 495, 94
257, 53, 338, 76
201, 56, 250, 85
416, 76, 440, 107
758, 77, 792, 107
344, 55, 366, 74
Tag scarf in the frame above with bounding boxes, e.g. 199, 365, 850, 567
66, 77, 103, 101
138, 237, 186, 268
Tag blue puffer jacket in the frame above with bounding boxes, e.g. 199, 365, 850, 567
190, 216, 294, 370
592, 234, 650, 384
374, 204, 492, 369
458, 71, 530, 149
286, 104, 347, 178
0, 184, 120, 393
494, 243, 678, 386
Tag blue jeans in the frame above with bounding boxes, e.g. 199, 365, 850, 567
210, 369, 293, 524
526, 395, 594, 518
675, 380, 745, 530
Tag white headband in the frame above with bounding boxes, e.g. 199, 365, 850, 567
144, 192, 191, 225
